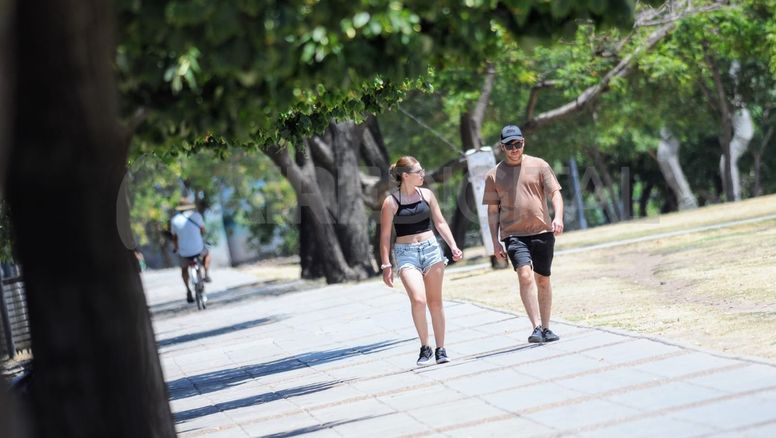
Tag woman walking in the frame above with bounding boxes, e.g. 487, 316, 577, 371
380, 156, 463, 366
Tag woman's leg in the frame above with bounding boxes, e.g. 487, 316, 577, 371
400, 268, 429, 345
423, 262, 446, 348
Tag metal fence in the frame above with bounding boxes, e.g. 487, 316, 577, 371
1, 273, 31, 359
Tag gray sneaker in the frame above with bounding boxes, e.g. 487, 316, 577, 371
416, 345, 433, 366
528, 326, 544, 343
542, 327, 559, 342
435, 347, 450, 364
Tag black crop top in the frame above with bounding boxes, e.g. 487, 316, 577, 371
392, 189, 432, 237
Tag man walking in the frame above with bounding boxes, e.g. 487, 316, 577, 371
482, 125, 564, 343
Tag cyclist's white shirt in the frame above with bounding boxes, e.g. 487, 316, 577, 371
171, 211, 205, 257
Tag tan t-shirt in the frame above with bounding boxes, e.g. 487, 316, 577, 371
482, 155, 562, 238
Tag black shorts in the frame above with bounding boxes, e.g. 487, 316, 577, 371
503, 232, 555, 276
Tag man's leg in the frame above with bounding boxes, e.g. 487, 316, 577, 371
202, 251, 212, 281
517, 266, 540, 329
535, 273, 552, 328
181, 266, 193, 302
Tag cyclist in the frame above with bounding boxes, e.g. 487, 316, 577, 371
170, 197, 212, 303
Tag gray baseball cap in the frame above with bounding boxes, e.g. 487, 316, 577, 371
500, 125, 524, 143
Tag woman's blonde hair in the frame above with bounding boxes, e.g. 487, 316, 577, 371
389, 156, 420, 187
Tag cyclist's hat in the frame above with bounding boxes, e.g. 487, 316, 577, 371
500, 125, 524, 143
175, 197, 196, 211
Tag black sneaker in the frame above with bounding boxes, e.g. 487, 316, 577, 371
416, 345, 433, 366
542, 327, 559, 342
435, 347, 450, 364
528, 326, 544, 343
204, 275, 212, 283
186, 292, 195, 303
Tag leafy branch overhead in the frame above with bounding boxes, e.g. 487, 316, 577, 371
116, 0, 659, 154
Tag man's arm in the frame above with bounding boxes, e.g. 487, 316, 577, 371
488, 204, 506, 259
550, 190, 564, 235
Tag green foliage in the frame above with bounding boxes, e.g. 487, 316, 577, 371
127, 149, 297, 257
116, 0, 643, 155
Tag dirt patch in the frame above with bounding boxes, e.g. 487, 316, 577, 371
445, 214, 776, 362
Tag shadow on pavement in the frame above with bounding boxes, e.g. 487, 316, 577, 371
158, 316, 284, 348
473, 343, 544, 360
174, 380, 341, 423
258, 415, 394, 438
167, 339, 408, 400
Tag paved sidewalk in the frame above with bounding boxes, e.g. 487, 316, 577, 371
150, 279, 776, 437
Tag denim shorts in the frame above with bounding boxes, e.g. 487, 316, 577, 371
394, 238, 448, 274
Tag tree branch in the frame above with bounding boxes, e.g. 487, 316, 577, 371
425, 157, 467, 185
524, 80, 556, 121
702, 41, 731, 126
522, 22, 676, 132
308, 136, 335, 171
472, 63, 496, 128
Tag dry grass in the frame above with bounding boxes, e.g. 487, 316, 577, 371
444, 197, 776, 361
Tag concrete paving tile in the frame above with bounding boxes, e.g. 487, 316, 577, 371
238, 411, 322, 437
444, 368, 539, 396
477, 343, 562, 367
223, 398, 300, 424
540, 331, 628, 353
669, 395, 776, 431
452, 335, 527, 357
410, 398, 509, 429
447, 311, 516, 329
286, 383, 365, 409
179, 426, 249, 438
308, 397, 394, 424
523, 399, 640, 432
319, 359, 406, 381
346, 370, 429, 394
579, 338, 683, 365
445, 415, 556, 437
415, 358, 502, 380
683, 364, 776, 393
703, 422, 776, 437
556, 367, 659, 395
330, 412, 426, 436
604, 381, 726, 411
631, 352, 741, 378
376, 382, 465, 411
576, 416, 717, 437
509, 354, 606, 379
480, 381, 587, 413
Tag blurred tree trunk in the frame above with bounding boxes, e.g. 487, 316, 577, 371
447, 64, 495, 262
6, 1, 176, 437
656, 129, 698, 210
719, 108, 754, 201
752, 125, 773, 197
266, 145, 363, 283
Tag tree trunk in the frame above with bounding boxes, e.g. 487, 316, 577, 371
445, 113, 479, 261
568, 157, 588, 229
0, 0, 12, 196
719, 107, 754, 201
298, 206, 326, 279
638, 181, 654, 218
7, 1, 176, 437
752, 126, 774, 197
656, 128, 698, 210
330, 121, 374, 278
266, 146, 363, 283
587, 146, 623, 221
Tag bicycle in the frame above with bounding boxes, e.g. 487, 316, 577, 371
185, 255, 207, 310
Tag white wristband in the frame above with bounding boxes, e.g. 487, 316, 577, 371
380, 263, 392, 270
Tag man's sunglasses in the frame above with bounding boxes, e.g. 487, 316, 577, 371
502, 140, 524, 150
